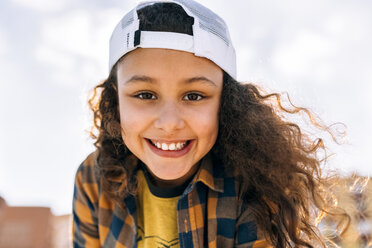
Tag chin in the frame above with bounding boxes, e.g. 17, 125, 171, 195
153, 170, 185, 180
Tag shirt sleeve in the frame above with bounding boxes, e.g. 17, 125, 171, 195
234, 203, 272, 248
72, 155, 101, 248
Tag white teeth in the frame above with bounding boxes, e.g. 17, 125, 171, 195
161, 143, 169, 150
169, 143, 176, 150
152, 140, 187, 151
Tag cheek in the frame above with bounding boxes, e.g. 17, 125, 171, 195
118, 100, 152, 139
189, 102, 220, 141
200, 114, 219, 141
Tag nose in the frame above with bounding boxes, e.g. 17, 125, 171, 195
154, 102, 185, 132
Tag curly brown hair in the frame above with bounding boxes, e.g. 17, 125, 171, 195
88, 3, 347, 247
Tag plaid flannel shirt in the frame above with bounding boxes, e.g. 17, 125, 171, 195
72, 151, 271, 248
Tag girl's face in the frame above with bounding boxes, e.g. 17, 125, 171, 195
116, 48, 223, 184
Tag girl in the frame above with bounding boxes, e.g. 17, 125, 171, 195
73, 0, 345, 247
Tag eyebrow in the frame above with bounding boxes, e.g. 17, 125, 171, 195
124, 75, 155, 84
185, 76, 217, 87
124, 75, 217, 87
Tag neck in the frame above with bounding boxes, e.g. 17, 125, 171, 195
144, 163, 200, 188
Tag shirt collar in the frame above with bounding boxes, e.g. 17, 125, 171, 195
192, 153, 224, 193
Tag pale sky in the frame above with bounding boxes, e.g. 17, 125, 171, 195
0, 0, 371, 215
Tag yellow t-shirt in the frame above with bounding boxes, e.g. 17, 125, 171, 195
136, 169, 181, 248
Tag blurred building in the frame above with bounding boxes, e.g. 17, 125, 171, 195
0, 197, 72, 248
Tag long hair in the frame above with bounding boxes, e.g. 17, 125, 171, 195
88, 3, 347, 247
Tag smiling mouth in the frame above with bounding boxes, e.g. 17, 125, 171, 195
147, 139, 191, 151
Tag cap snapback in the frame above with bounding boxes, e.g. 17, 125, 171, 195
109, 0, 237, 79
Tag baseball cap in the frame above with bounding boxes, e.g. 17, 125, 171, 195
109, 0, 237, 79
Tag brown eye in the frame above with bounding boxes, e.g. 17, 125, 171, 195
184, 93, 203, 101
135, 92, 156, 100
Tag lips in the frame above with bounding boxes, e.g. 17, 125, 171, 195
145, 138, 194, 158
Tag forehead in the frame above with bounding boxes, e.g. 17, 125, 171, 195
116, 48, 223, 86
